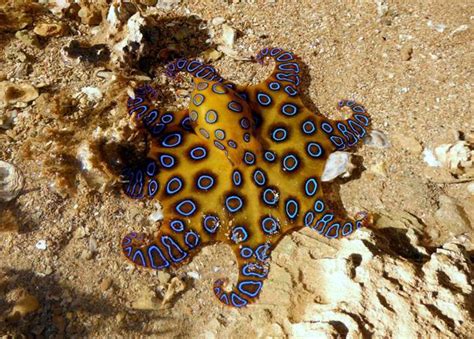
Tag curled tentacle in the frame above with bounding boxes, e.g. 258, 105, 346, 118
165, 59, 224, 82
214, 257, 269, 308
122, 158, 160, 200
320, 100, 371, 151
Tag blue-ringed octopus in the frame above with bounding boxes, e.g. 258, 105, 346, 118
121, 47, 371, 308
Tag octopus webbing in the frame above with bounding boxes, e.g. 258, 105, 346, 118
121, 47, 371, 308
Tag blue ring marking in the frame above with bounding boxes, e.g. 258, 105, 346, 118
143, 110, 159, 124
242, 263, 268, 278
150, 123, 165, 136
187, 60, 202, 72
253, 169, 266, 186
176, 59, 187, 69
356, 220, 363, 229
214, 129, 225, 140
127, 96, 144, 107
214, 140, 225, 150
219, 293, 229, 305
261, 216, 280, 235
224, 83, 235, 89
212, 83, 227, 94
184, 230, 200, 249
276, 72, 300, 86
264, 151, 276, 162
227, 140, 237, 148
347, 100, 355, 106
302, 120, 317, 135
195, 66, 214, 79
268, 82, 281, 91
282, 154, 299, 171
260, 47, 269, 56
159, 154, 176, 169
284, 85, 298, 96
321, 122, 333, 133
355, 114, 370, 127
240, 117, 250, 129
129, 105, 148, 117
123, 246, 132, 257
306, 142, 323, 158
175, 199, 197, 216
148, 179, 159, 197
190, 110, 198, 121
304, 211, 315, 227
230, 293, 248, 308
148, 245, 170, 269
240, 246, 253, 259
271, 127, 288, 142
170, 219, 185, 232
238, 280, 263, 298
262, 188, 279, 206
122, 236, 132, 246
196, 82, 209, 90
189, 146, 207, 160
161, 236, 188, 263
232, 170, 242, 186
342, 222, 353, 236
276, 52, 294, 62
132, 250, 146, 267
243, 133, 251, 143
231, 226, 248, 243
330, 136, 346, 149
270, 47, 282, 56
161, 133, 183, 148
255, 243, 271, 262
325, 224, 340, 239
192, 93, 204, 106
256, 92, 272, 106
304, 178, 318, 197
278, 62, 300, 73
353, 105, 365, 113
337, 122, 358, 146
203, 215, 219, 234
228, 101, 243, 113
165, 177, 183, 195
161, 113, 174, 124
315, 213, 335, 234
281, 103, 298, 116
348, 119, 366, 138
314, 199, 325, 213
197, 174, 215, 190
243, 151, 256, 165
181, 116, 192, 130
225, 195, 244, 213
285, 199, 299, 219
238, 92, 248, 100
146, 161, 157, 176
205, 110, 218, 124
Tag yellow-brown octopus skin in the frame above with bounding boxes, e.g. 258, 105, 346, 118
122, 47, 371, 308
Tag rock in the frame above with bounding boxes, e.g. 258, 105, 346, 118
434, 195, 470, 236
0, 9, 32, 33
364, 129, 390, 148
369, 161, 388, 177
100, 277, 113, 291
0, 82, 39, 107
157, 271, 171, 285
0, 208, 20, 232
400, 44, 413, 61
132, 287, 161, 310
80, 86, 103, 102
161, 277, 186, 307
78, 7, 102, 26
203, 48, 222, 62
0, 160, 24, 202
33, 22, 67, 37
321, 151, 355, 182
139, 0, 158, 5
423, 140, 473, 178
35, 240, 47, 250
15, 30, 41, 48
7, 289, 40, 321
212, 17, 226, 26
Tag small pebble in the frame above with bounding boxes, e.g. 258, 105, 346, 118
212, 17, 226, 26
158, 271, 171, 285
100, 277, 113, 291
400, 44, 413, 61
35, 240, 47, 250
364, 129, 390, 148
33, 23, 66, 37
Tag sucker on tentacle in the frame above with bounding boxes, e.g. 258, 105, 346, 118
121, 47, 372, 307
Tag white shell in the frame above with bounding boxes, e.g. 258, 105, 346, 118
322, 152, 355, 182
364, 129, 390, 148
0, 160, 24, 202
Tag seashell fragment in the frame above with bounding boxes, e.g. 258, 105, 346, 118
321, 151, 355, 182
364, 129, 390, 148
33, 22, 66, 37
0, 160, 24, 202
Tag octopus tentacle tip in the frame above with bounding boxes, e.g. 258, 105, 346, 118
122, 47, 372, 307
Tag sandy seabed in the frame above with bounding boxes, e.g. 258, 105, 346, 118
0, 0, 473, 337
